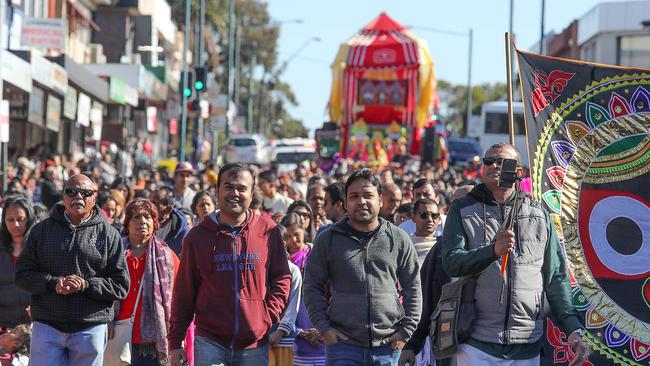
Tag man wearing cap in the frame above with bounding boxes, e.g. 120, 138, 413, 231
174, 162, 196, 210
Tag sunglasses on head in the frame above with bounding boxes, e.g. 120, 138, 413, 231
482, 157, 506, 166
418, 211, 440, 220
64, 188, 96, 198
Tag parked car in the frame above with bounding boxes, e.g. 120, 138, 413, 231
271, 138, 317, 174
447, 137, 482, 166
222, 134, 272, 165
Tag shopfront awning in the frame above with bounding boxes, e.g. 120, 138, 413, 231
47, 55, 109, 103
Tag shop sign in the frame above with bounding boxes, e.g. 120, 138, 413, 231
90, 102, 103, 141
169, 118, 178, 135
90, 101, 103, 124
6, 90, 28, 120
46, 95, 62, 132
0, 101, 9, 143
146, 106, 157, 132
1, 50, 31, 93
77, 93, 91, 127
21, 17, 66, 50
124, 86, 139, 106
31, 55, 53, 88
63, 87, 78, 120
28, 86, 44, 125
109, 77, 126, 104
51, 63, 68, 95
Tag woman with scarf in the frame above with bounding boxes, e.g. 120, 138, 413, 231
280, 213, 326, 365
116, 198, 179, 366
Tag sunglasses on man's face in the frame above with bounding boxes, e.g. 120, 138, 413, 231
482, 157, 506, 167
64, 188, 96, 198
418, 211, 440, 220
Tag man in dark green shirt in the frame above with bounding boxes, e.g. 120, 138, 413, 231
441, 143, 588, 366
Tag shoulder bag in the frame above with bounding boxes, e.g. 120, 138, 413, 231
104, 273, 145, 366
429, 275, 477, 359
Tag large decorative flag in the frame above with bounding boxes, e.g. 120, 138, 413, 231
517, 49, 650, 365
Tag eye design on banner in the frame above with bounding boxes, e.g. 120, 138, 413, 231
587, 195, 649, 276
579, 188, 650, 321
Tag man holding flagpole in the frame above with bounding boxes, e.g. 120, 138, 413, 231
440, 143, 588, 366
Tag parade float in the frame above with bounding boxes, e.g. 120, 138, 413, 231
327, 12, 439, 168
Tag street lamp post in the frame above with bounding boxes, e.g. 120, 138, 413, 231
179, 0, 191, 162
225, 0, 236, 140
409, 25, 473, 136
241, 19, 303, 134
260, 36, 320, 137
247, 42, 257, 134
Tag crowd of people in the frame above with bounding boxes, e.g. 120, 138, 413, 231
0, 143, 588, 366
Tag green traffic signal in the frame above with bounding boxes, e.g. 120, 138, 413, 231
184, 88, 192, 97
195, 80, 205, 91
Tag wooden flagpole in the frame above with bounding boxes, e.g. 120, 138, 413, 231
505, 32, 515, 145
500, 32, 515, 278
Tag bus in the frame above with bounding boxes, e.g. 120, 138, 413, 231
476, 101, 530, 167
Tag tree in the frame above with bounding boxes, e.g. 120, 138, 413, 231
166, 0, 308, 137
437, 80, 508, 135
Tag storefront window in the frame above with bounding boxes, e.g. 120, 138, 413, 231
618, 35, 650, 68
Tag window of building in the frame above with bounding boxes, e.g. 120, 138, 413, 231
484, 112, 526, 135
618, 35, 650, 68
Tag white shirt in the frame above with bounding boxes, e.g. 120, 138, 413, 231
174, 187, 196, 211
263, 193, 294, 214
410, 235, 438, 266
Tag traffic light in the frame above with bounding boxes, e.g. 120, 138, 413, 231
179, 69, 195, 98
194, 66, 207, 93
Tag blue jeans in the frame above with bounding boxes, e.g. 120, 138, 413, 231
194, 335, 269, 366
29, 321, 107, 366
326, 342, 400, 366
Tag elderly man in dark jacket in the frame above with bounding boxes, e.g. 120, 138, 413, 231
16, 174, 129, 366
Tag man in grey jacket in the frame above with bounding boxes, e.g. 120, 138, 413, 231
441, 143, 588, 365
304, 169, 422, 365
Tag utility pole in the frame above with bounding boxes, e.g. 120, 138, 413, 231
539, 0, 546, 55
465, 28, 473, 137
225, 0, 235, 139
179, 0, 191, 162
247, 42, 257, 134
192, 0, 205, 164
509, 0, 516, 90
234, 25, 242, 109
0, 0, 6, 193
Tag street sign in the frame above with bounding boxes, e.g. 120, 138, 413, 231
0, 100, 9, 143
21, 17, 66, 50
169, 118, 178, 135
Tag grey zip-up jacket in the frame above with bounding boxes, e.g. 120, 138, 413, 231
303, 218, 421, 347
441, 184, 581, 345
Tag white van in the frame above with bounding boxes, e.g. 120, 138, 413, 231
476, 101, 530, 167
270, 138, 317, 173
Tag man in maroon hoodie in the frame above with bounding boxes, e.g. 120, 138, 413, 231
169, 163, 291, 366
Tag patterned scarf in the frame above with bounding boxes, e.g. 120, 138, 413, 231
138, 235, 175, 365
289, 244, 312, 273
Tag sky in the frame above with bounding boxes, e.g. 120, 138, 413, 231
266, 0, 624, 135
